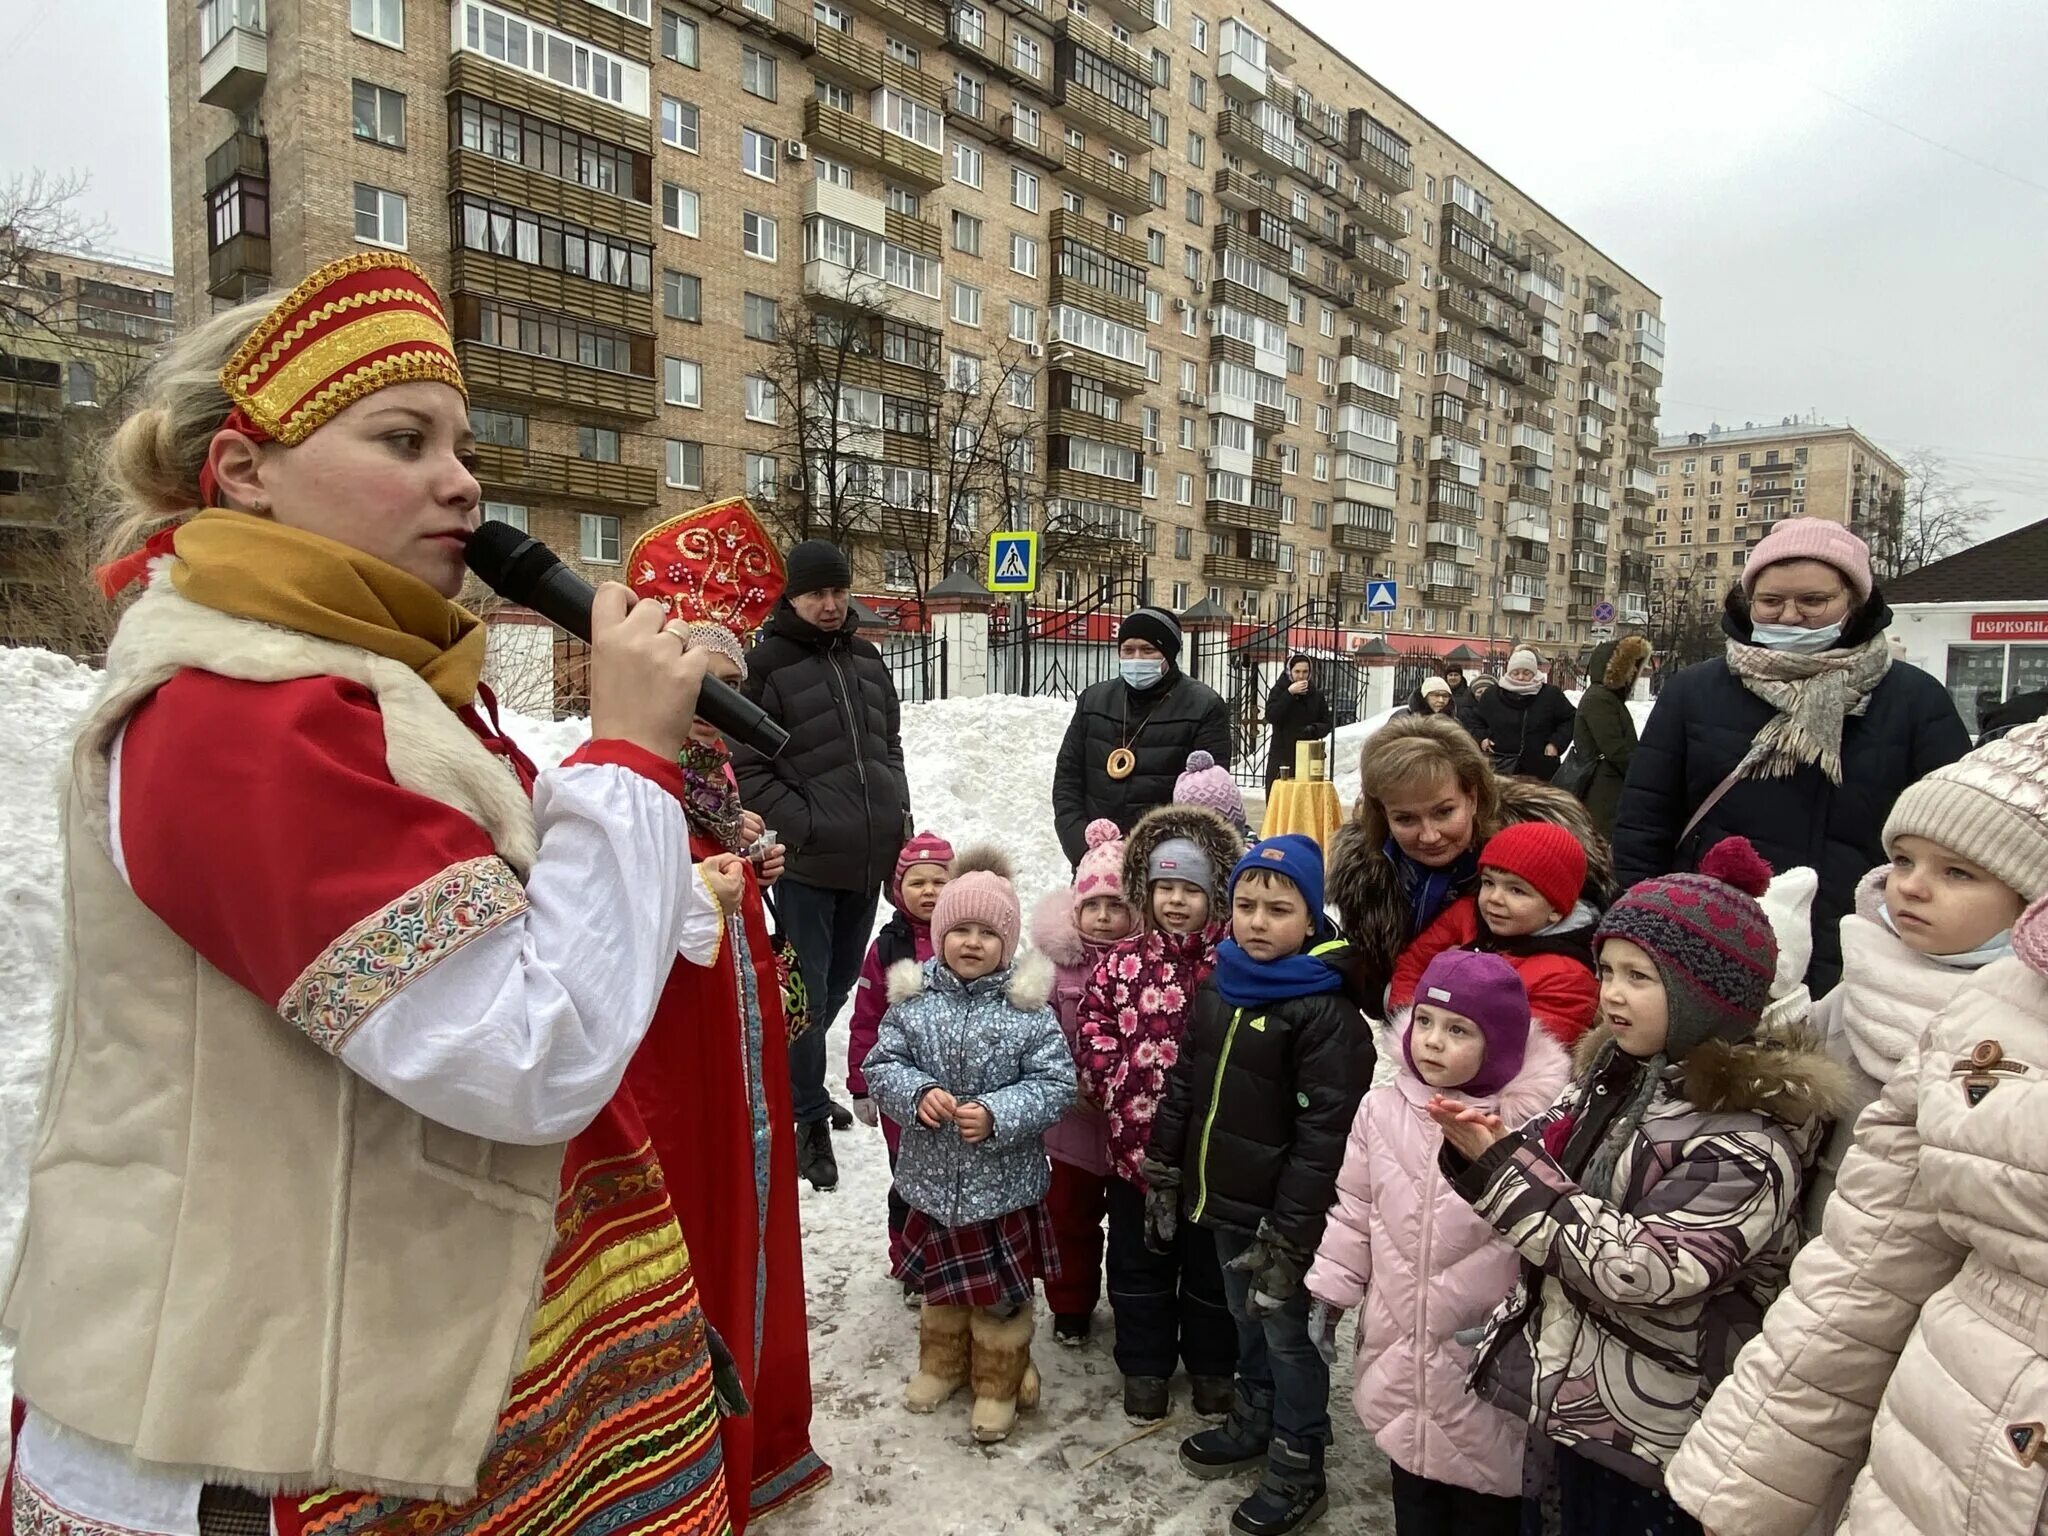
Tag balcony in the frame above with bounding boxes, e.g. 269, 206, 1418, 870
1619, 594, 1650, 626
1205, 495, 1282, 534
1077, 0, 1158, 36
1629, 343, 1664, 385
1581, 311, 1618, 362
1342, 230, 1407, 288
815, 22, 888, 88
1045, 498, 1146, 554
1421, 563, 1478, 600
1066, 145, 1150, 214
1344, 285, 1400, 332
207, 233, 271, 302
1332, 503, 1396, 551
1214, 166, 1291, 224
472, 444, 660, 510
802, 98, 944, 188
1749, 480, 1794, 501
1350, 118, 1414, 192
1505, 510, 1550, 546
1348, 194, 1405, 246
1622, 464, 1657, 505
1057, 77, 1153, 153
1340, 334, 1403, 373
1055, 7, 1150, 78
1000, 111, 1066, 171
1218, 109, 1307, 177
1049, 206, 1148, 266
1522, 361, 1557, 399
727, 0, 817, 50
949, 84, 996, 138
457, 341, 657, 421
841, 0, 949, 45
198, 0, 267, 110
1205, 548, 1280, 583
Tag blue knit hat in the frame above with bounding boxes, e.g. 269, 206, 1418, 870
1230, 834, 1325, 918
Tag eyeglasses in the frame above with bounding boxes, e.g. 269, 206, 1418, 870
1750, 590, 1848, 620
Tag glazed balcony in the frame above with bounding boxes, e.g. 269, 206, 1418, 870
198, 0, 266, 110
1349, 114, 1414, 192
1057, 77, 1153, 153
802, 99, 944, 188
1332, 502, 1397, 551
456, 341, 657, 421
1054, 6, 1150, 79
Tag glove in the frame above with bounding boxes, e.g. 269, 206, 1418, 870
1307, 1298, 1342, 1365
1226, 1219, 1311, 1318
852, 1096, 879, 1129
1140, 1157, 1181, 1254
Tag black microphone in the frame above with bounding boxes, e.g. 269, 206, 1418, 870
465, 522, 790, 760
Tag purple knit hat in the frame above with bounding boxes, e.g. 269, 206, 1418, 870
1742, 518, 1874, 604
1404, 949, 1529, 1098
1175, 750, 1246, 830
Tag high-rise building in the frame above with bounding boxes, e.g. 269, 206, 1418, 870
169, 0, 1661, 662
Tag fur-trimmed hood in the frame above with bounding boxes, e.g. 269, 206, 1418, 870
1570, 1019, 1852, 1127
1120, 802, 1245, 908
1028, 887, 1087, 971
1592, 634, 1652, 692
885, 951, 1055, 1013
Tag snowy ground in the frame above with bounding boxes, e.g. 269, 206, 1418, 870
0, 652, 1672, 1530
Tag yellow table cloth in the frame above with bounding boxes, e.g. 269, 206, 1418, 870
1260, 776, 1343, 850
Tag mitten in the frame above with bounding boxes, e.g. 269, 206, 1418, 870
1226, 1218, 1311, 1317
852, 1096, 880, 1128
1140, 1157, 1180, 1253
1306, 1298, 1342, 1365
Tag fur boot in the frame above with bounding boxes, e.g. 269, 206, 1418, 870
968, 1305, 1038, 1442
905, 1302, 972, 1412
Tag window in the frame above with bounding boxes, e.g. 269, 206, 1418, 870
743, 292, 778, 341
948, 351, 982, 392
814, 154, 853, 188
661, 97, 699, 152
352, 184, 406, 248
741, 46, 777, 99
1188, 73, 1206, 109
1012, 167, 1039, 212
887, 184, 921, 216
580, 513, 622, 565
879, 88, 942, 150
1179, 417, 1196, 449
1176, 474, 1193, 507
470, 408, 526, 447
743, 211, 778, 260
881, 549, 917, 591
1061, 189, 1085, 215
483, 501, 530, 532
954, 71, 984, 118
886, 35, 921, 66
661, 182, 699, 235
1149, 169, 1167, 207
1186, 130, 1204, 167
952, 281, 983, 326
453, 96, 643, 200
951, 210, 982, 255
664, 440, 702, 488
952, 141, 982, 187
664, 356, 702, 407
745, 375, 777, 422
741, 128, 777, 181
1011, 31, 1040, 78
746, 452, 780, 500
1010, 232, 1039, 276
1184, 188, 1202, 225
1189, 14, 1207, 49
816, 79, 854, 111
457, 3, 644, 113
351, 81, 405, 147
578, 425, 621, 462
351, 0, 401, 45
813, 0, 850, 30
454, 194, 653, 290
1007, 369, 1035, 407
1151, 46, 1170, 84
661, 8, 698, 65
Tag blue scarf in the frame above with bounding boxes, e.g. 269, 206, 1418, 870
1385, 839, 1478, 941
1213, 930, 1348, 1006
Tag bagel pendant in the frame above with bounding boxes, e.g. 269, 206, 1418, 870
1106, 747, 1137, 780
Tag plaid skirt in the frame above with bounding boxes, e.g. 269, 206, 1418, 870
893, 1203, 1063, 1308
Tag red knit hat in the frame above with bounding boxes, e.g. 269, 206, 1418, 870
1479, 821, 1586, 919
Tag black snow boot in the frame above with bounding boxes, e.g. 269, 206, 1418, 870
1229, 1439, 1326, 1536
1053, 1312, 1092, 1347
1179, 1384, 1269, 1479
827, 1098, 855, 1131
797, 1119, 839, 1191
1190, 1375, 1235, 1418
1122, 1375, 1170, 1422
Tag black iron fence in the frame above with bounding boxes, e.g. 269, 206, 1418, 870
988, 571, 1148, 700
878, 631, 948, 703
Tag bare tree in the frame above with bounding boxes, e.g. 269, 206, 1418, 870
0, 172, 114, 335
1863, 451, 1994, 582
1647, 570, 1725, 689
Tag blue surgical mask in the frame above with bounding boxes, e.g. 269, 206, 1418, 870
1120, 657, 1166, 689
1750, 621, 1844, 654
1878, 899, 2015, 969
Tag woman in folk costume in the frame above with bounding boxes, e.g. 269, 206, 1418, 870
623, 502, 830, 1528
3, 256, 749, 1536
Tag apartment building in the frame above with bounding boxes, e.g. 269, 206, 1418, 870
169, 0, 1660, 652
1650, 420, 1907, 600
0, 240, 176, 648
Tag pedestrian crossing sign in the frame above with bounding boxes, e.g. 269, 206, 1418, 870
988, 530, 1040, 593
1366, 579, 1398, 612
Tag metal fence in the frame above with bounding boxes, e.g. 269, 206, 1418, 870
877, 631, 948, 703
987, 573, 1148, 700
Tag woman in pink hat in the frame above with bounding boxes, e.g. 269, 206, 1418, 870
1611, 517, 1969, 992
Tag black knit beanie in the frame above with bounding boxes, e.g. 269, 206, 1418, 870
1117, 606, 1183, 662
785, 539, 852, 596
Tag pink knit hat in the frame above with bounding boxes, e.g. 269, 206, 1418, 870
895, 830, 956, 897
1742, 518, 1874, 604
1074, 818, 1131, 908
1175, 750, 1246, 830
931, 846, 1022, 965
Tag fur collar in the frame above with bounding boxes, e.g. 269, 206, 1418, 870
1119, 803, 1245, 908
1569, 1021, 1851, 1126
1028, 888, 1087, 970
1395, 1019, 1572, 1126
1602, 635, 1651, 691
886, 951, 1055, 1011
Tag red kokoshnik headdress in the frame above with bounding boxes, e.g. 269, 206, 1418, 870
626, 498, 786, 679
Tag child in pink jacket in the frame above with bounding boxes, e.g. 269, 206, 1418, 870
847, 831, 955, 1286
1305, 950, 1570, 1535
1028, 818, 1138, 1347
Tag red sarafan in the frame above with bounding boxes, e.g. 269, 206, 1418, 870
1699, 835, 1773, 898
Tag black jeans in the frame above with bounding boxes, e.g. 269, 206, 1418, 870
1388, 1461, 1522, 1536
1103, 1178, 1236, 1379
775, 877, 880, 1125
1216, 1225, 1330, 1455
1553, 1448, 1701, 1536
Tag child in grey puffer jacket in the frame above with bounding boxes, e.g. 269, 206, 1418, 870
863, 845, 1076, 1444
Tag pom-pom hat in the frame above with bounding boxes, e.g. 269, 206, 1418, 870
931, 845, 1022, 965
1480, 822, 1587, 920
1174, 749, 1246, 829
1074, 818, 1130, 907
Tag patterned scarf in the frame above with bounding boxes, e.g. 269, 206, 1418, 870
1385, 838, 1478, 943
1724, 629, 1892, 784
679, 737, 748, 852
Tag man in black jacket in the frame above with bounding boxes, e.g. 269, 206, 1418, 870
734, 540, 911, 1191
1052, 606, 1232, 867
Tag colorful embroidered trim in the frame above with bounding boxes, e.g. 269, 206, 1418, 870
278, 855, 529, 1053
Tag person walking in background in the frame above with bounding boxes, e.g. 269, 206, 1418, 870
1454, 672, 1496, 736
1408, 675, 1457, 719
1466, 648, 1576, 782
1053, 606, 1232, 866
1263, 653, 1334, 790
1572, 635, 1651, 837
735, 538, 913, 1192
1441, 664, 1472, 717
1610, 519, 1970, 993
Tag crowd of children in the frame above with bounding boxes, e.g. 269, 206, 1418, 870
833, 710, 2048, 1536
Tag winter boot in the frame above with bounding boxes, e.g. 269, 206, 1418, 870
1190, 1375, 1235, 1419
904, 1303, 972, 1412
1053, 1312, 1092, 1347
1229, 1439, 1327, 1536
797, 1119, 838, 1191
1179, 1382, 1271, 1479
1122, 1375, 1170, 1423
968, 1305, 1037, 1442
827, 1098, 855, 1132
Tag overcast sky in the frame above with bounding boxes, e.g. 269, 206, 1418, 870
6, 0, 2045, 531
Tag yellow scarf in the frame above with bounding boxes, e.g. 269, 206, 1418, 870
170, 509, 487, 709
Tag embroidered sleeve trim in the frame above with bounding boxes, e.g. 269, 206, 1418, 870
690, 862, 727, 969
280, 855, 530, 1053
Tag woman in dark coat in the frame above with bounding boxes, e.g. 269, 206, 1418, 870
1263, 652, 1334, 789
1465, 648, 1576, 780
1611, 519, 1971, 992
1053, 605, 1232, 866
1572, 634, 1651, 836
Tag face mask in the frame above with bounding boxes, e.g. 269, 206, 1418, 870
1750, 621, 1843, 654
1878, 900, 2015, 969
1120, 657, 1166, 689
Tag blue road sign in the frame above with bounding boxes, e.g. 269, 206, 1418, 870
1366, 580, 1398, 612
1593, 600, 1616, 624
987, 530, 1040, 593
